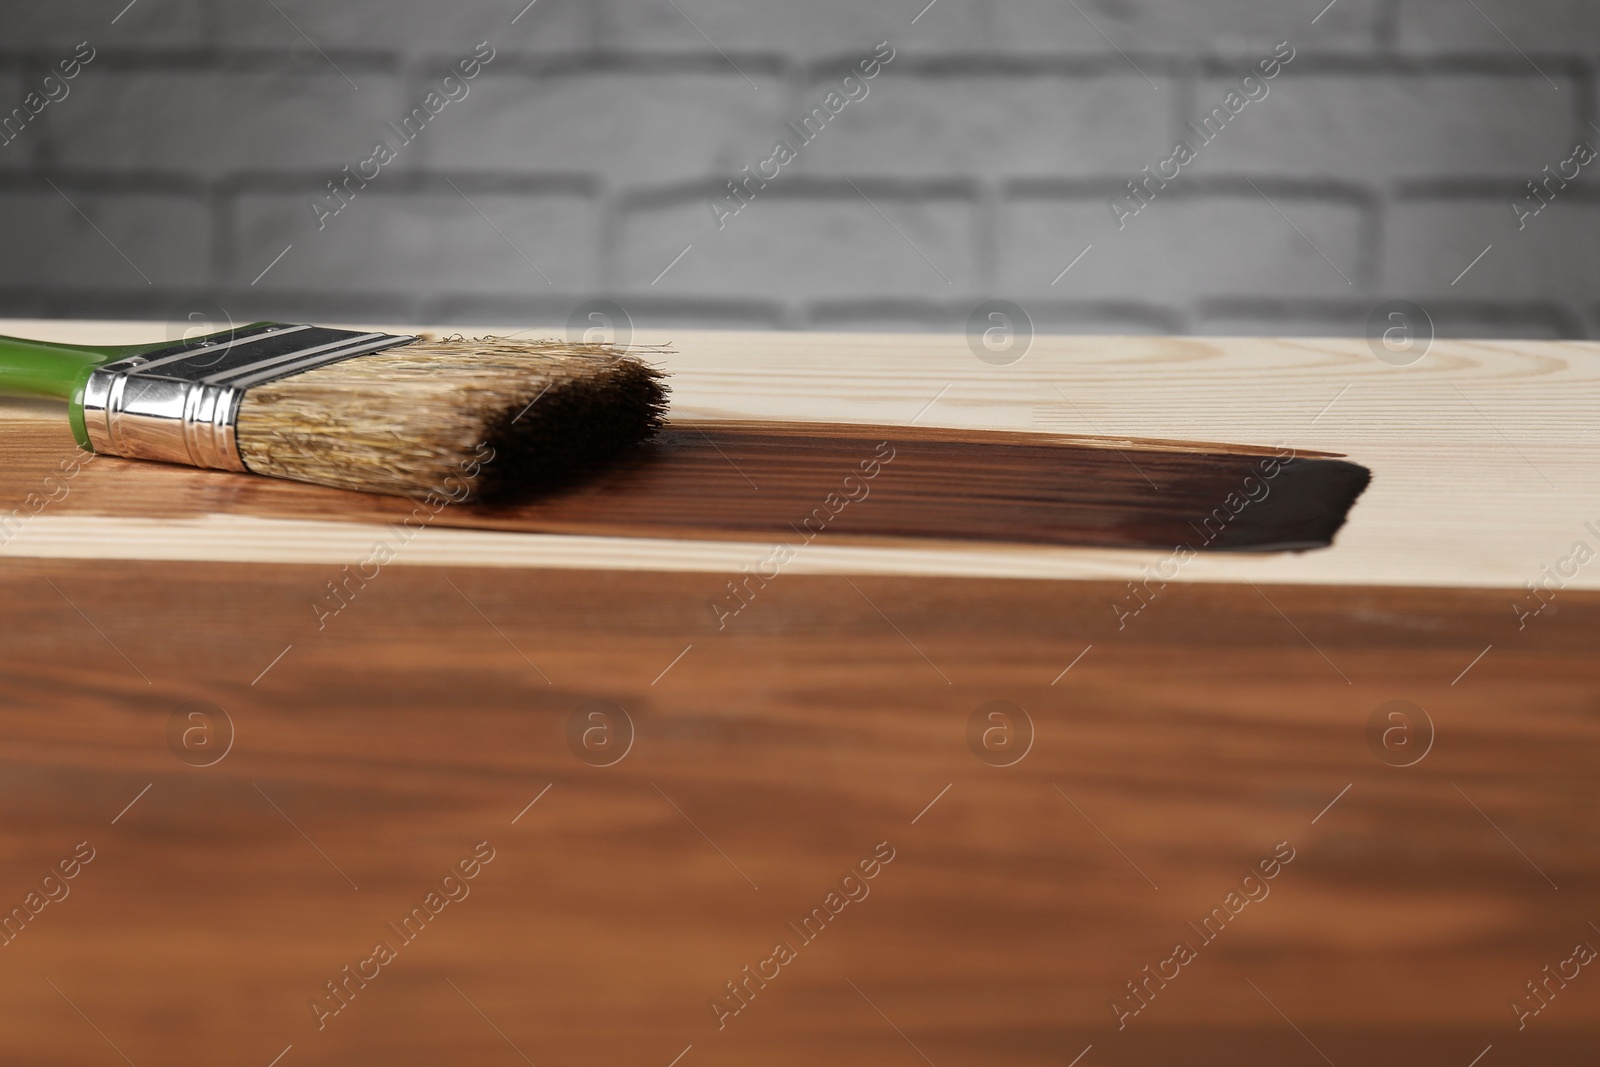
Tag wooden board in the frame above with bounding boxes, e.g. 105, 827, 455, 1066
0, 561, 1595, 1066
2, 320, 1598, 589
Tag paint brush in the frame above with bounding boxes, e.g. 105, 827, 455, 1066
0, 323, 668, 501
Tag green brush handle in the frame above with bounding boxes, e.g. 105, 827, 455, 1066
0, 327, 266, 447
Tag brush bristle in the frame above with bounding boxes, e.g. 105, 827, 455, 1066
234, 337, 669, 501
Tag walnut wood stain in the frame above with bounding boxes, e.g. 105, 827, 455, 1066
486, 421, 1372, 551
0, 419, 1372, 552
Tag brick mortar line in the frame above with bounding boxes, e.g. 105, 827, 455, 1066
207, 183, 231, 299
974, 177, 1001, 295
0, 51, 795, 78
808, 294, 1185, 312
595, 183, 622, 296
0, 172, 213, 194
228, 173, 601, 196
23, 173, 1600, 206
1008, 177, 1380, 201
0, 172, 602, 196
0, 49, 404, 72
1198, 295, 1593, 315
1395, 179, 1600, 201
892, 54, 1596, 78
9, 287, 1594, 317
0, 51, 1592, 78
625, 177, 979, 208
430, 294, 790, 320
1192, 300, 1591, 337
18, 171, 1600, 204
1368, 189, 1389, 294
413, 299, 785, 327
0, 289, 1593, 339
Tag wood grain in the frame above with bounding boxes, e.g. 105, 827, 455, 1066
0, 560, 1595, 1066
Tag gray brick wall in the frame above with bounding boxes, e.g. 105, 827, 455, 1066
1, 0, 1597, 338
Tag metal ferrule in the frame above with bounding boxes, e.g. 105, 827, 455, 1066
81, 323, 418, 472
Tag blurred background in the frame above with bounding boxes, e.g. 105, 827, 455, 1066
1, 0, 1596, 338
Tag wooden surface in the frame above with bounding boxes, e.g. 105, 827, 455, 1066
1, 321, 1597, 1065
0, 562, 1596, 1066
2, 320, 1597, 588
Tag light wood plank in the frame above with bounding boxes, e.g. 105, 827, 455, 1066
2, 320, 1595, 590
